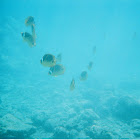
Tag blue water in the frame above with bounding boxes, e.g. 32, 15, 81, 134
0, 0, 140, 139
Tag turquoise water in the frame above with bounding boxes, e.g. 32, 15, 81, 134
0, 0, 140, 139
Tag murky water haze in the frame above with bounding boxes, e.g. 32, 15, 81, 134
0, 0, 140, 139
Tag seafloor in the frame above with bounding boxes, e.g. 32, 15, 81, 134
0, 74, 140, 139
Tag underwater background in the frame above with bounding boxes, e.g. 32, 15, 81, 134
0, 0, 140, 139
